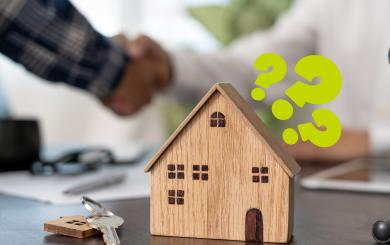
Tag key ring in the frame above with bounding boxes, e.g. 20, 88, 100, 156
82, 196, 114, 217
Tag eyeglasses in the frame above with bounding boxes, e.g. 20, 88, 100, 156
30, 148, 115, 175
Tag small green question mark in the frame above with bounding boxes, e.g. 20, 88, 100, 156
251, 53, 287, 102
283, 108, 342, 147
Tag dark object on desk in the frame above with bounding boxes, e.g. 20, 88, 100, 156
372, 220, 390, 243
31, 148, 145, 175
0, 119, 40, 171
30, 148, 111, 175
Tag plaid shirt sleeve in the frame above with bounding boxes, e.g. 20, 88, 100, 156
0, 0, 129, 99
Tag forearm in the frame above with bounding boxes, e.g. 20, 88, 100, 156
169, 0, 319, 104
0, 0, 128, 99
169, 51, 257, 103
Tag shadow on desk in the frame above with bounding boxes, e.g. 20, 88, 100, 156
45, 234, 104, 245
44, 234, 284, 245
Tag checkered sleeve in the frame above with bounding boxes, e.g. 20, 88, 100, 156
0, 0, 129, 99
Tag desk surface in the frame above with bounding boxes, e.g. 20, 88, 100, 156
0, 165, 386, 245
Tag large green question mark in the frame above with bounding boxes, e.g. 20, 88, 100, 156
271, 55, 342, 120
269, 55, 343, 147
287, 55, 342, 106
251, 53, 287, 102
283, 108, 342, 147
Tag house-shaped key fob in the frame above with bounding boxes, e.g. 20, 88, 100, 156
44, 215, 100, 238
144, 83, 301, 243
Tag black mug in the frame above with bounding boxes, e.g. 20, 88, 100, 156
0, 119, 41, 171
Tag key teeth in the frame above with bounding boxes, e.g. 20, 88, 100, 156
81, 197, 122, 244
111, 226, 120, 244
92, 221, 121, 245
101, 225, 120, 245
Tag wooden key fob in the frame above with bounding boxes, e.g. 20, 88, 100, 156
44, 215, 100, 238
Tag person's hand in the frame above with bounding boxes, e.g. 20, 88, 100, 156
103, 34, 170, 116
286, 129, 370, 163
117, 34, 172, 90
102, 58, 156, 116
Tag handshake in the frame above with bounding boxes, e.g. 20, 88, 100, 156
103, 35, 171, 116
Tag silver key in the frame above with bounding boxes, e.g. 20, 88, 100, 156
82, 196, 114, 216
87, 215, 124, 245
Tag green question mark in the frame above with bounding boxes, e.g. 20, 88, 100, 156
283, 108, 342, 147
271, 55, 342, 121
251, 53, 287, 102
268, 55, 343, 147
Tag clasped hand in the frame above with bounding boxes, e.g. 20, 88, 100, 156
103, 35, 171, 116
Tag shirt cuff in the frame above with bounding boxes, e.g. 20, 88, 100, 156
370, 123, 390, 155
85, 41, 129, 99
170, 51, 190, 86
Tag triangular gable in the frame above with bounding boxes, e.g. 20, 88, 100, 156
144, 83, 301, 177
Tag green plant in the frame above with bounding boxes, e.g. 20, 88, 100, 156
161, 1, 294, 136
188, 0, 293, 46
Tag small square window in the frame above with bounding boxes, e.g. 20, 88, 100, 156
168, 197, 175, 204
168, 172, 176, 179
193, 173, 200, 180
261, 176, 269, 183
252, 167, 259, 173
177, 164, 184, 171
177, 190, 184, 197
210, 119, 218, 127
177, 198, 184, 205
252, 176, 260, 183
201, 173, 208, 180
168, 190, 175, 196
168, 164, 175, 171
193, 165, 200, 171
261, 167, 269, 174
218, 119, 226, 127
177, 172, 185, 179
201, 165, 209, 171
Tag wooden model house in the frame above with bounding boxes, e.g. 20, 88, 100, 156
145, 83, 301, 243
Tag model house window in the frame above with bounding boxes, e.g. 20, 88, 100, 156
193, 164, 208, 180
252, 166, 269, 183
167, 164, 185, 179
168, 190, 184, 205
210, 112, 226, 127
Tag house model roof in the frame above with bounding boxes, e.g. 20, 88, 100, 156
144, 83, 301, 177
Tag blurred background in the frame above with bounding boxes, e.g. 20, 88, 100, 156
0, 0, 292, 149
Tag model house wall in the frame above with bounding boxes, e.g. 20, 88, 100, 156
146, 84, 299, 243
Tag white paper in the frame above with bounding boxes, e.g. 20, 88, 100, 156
0, 163, 150, 204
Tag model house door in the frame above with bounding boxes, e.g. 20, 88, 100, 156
245, 209, 263, 242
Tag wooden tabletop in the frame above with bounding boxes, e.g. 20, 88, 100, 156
0, 165, 386, 245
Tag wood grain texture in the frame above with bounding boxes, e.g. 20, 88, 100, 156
149, 85, 296, 243
44, 215, 100, 239
145, 83, 300, 176
216, 83, 300, 176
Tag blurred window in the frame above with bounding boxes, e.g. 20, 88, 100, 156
71, 0, 224, 52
